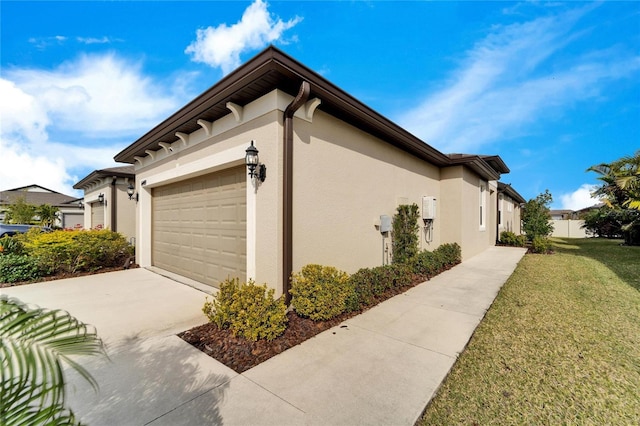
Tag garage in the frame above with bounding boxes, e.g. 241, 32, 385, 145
152, 166, 247, 287
91, 203, 104, 229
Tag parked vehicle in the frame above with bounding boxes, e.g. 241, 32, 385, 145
0, 224, 51, 237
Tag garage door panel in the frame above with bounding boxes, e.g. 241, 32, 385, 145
152, 166, 246, 287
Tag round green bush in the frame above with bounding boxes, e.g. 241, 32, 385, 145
290, 264, 351, 321
203, 278, 288, 342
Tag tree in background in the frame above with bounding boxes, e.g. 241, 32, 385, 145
521, 190, 554, 241
37, 204, 59, 228
3, 197, 37, 224
587, 151, 640, 245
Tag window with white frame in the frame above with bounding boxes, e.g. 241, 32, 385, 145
498, 193, 504, 226
479, 181, 487, 231
507, 196, 513, 212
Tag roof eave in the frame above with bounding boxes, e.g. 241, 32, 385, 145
114, 46, 451, 167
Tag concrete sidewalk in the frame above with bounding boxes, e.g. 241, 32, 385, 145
1, 246, 526, 425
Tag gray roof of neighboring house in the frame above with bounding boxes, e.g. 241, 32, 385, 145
73, 166, 135, 190
114, 46, 508, 181
0, 184, 77, 207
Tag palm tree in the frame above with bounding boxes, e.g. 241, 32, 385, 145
1, 295, 106, 425
37, 204, 60, 228
589, 150, 640, 210
588, 151, 640, 245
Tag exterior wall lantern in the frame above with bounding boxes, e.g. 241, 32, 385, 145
127, 183, 138, 202
97, 193, 105, 204
245, 140, 266, 182
78, 200, 84, 210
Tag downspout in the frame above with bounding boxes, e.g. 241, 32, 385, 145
283, 81, 310, 303
111, 177, 117, 232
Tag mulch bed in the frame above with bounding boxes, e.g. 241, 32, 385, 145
179, 266, 459, 374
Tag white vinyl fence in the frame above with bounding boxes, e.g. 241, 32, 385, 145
549, 219, 588, 238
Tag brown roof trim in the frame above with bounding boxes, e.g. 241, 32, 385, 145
498, 182, 526, 204
114, 46, 451, 167
73, 166, 135, 190
447, 154, 502, 181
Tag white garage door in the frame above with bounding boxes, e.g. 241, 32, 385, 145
152, 166, 247, 287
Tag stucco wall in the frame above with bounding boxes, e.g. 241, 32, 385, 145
499, 196, 522, 236
291, 110, 441, 274
440, 166, 497, 260
81, 180, 136, 241
550, 219, 588, 238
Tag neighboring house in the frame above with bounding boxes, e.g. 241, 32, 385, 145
0, 184, 84, 229
497, 182, 526, 237
114, 46, 522, 297
73, 166, 136, 242
549, 203, 603, 238
550, 209, 574, 220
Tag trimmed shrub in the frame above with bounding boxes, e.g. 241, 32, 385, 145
0, 254, 43, 283
203, 278, 288, 342
531, 236, 552, 254
412, 243, 462, 278
20, 229, 132, 274
500, 231, 526, 247
345, 263, 414, 312
290, 264, 351, 321
434, 242, 462, 267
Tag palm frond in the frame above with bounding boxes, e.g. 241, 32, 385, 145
1, 295, 106, 425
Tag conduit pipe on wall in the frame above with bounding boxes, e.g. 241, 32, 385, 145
283, 81, 310, 303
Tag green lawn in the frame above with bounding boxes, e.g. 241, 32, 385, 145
419, 238, 640, 425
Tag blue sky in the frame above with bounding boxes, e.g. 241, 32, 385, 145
1, 1, 638, 209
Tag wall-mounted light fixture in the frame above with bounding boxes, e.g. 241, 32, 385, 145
127, 183, 139, 202
97, 193, 105, 204
245, 140, 266, 182
78, 200, 84, 210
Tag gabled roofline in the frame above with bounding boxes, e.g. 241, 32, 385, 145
1, 184, 62, 194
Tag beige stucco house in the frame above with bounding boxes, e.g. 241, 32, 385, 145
497, 182, 525, 237
73, 166, 136, 242
114, 47, 522, 297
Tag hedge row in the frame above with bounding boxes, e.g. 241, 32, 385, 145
0, 229, 133, 283
292, 243, 461, 319
204, 243, 461, 342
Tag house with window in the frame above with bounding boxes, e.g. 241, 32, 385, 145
497, 182, 525, 237
114, 46, 522, 297
0, 184, 83, 229
73, 166, 136, 242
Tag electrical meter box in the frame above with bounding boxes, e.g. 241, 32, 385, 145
422, 196, 437, 220
380, 215, 392, 233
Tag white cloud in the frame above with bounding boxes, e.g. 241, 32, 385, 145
0, 54, 192, 195
4, 53, 182, 138
399, 6, 640, 153
76, 36, 115, 45
185, 0, 302, 74
559, 184, 601, 210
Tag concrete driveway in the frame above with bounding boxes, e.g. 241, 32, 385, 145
1, 246, 527, 425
